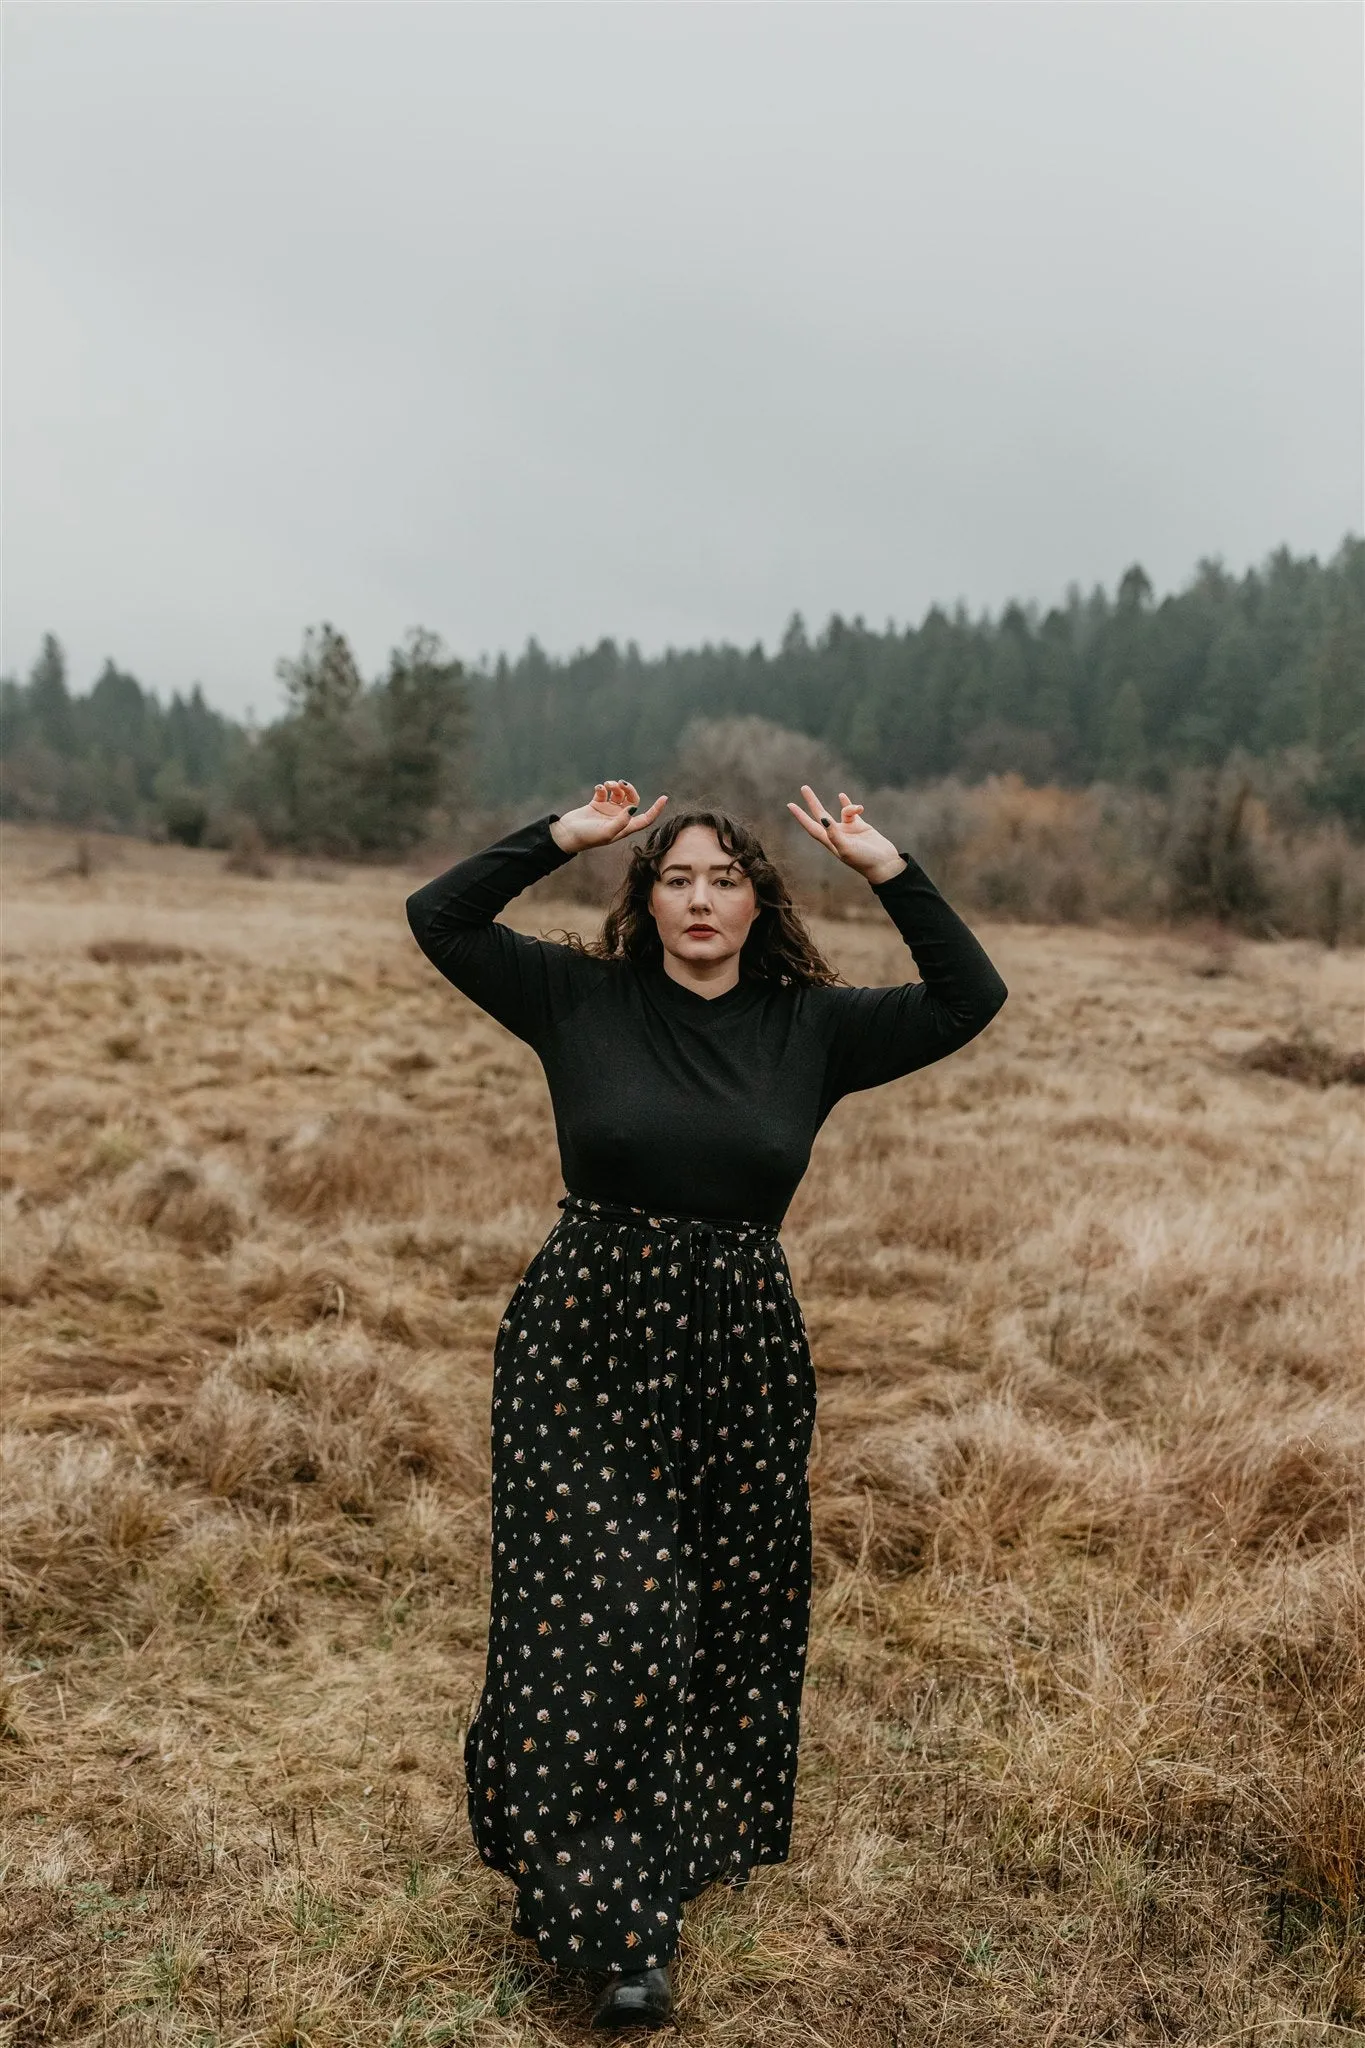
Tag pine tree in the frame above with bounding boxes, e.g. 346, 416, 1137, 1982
28, 634, 75, 755
379, 629, 468, 850
255, 624, 371, 852
1101, 678, 1146, 782
277, 623, 364, 722
243, 623, 469, 854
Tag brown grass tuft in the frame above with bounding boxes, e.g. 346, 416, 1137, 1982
120, 1149, 250, 1252
0, 1435, 177, 1641
86, 936, 189, 966
1240, 1030, 1365, 1087
170, 1330, 464, 1511
262, 1109, 446, 1220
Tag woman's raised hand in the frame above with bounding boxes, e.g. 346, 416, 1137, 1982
786, 786, 907, 885
550, 781, 668, 855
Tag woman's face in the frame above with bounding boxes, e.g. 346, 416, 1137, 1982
648, 824, 760, 966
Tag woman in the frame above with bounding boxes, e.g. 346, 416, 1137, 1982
406, 778, 1006, 2030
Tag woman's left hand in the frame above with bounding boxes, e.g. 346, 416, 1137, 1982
786, 786, 907, 885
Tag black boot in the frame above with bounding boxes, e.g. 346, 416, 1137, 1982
590, 1964, 674, 2030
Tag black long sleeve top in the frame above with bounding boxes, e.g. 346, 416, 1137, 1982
406, 816, 1007, 1227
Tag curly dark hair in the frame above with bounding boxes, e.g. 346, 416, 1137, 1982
565, 807, 843, 989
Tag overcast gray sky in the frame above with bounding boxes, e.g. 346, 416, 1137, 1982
4, 2, 1361, 719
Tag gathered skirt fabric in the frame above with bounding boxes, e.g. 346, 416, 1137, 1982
465, 1191, 817, 1975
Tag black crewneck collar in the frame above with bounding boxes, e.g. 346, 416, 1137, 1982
644, 958, 763, 1015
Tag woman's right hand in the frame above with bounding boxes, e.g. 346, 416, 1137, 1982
550, 781, 668, 854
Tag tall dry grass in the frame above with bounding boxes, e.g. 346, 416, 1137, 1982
1, 821, 1362, 2046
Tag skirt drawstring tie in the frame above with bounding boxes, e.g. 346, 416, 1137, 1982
555, 1195, 778, 1564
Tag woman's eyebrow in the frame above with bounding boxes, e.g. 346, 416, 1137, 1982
659, 859, 743, 876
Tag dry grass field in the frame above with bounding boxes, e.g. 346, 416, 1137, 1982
2, 823, 1362, 2047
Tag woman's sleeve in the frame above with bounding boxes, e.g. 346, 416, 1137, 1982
405, 814, 600, 1048
819, 854, 1007, 1108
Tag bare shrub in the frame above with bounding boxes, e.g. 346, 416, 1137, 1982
860, 776, 1169, 927
635, 736, 1365, 939
1165, 769, 1272, 929
222, 821, 275, 878
1259, 821, 1365, 950
671, 714, 848, 832
574, 714, 860, 914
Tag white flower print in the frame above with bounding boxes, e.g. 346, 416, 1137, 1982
466, 1199, 815, 1980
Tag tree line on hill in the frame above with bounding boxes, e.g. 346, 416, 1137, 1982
0, 625, 467, 857
472, 537, 1363, 828
0, 639, 243, 846
1, 536, 1361, 868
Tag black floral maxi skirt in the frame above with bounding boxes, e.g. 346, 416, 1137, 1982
464, 1191, 817, 1976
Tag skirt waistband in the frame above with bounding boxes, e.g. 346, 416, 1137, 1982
556, 1191, 779, 1245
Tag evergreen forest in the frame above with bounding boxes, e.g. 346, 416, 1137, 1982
3, 538, 1361, 862
471, 538, 1363, 826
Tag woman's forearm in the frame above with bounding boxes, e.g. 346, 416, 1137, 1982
406, 814, 572, 964
404, 816, 580, 1044
819, 854, 1008, 1102
868, 854, 1007, 1035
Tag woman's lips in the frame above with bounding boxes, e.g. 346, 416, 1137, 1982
685, 925, 719, 936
